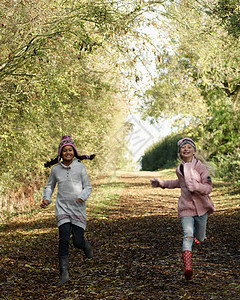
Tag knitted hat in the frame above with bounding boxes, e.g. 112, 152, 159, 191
177, 137, 196, 152
58, 135, 79, 162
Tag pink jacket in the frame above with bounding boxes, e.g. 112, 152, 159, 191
163, 157, 215, 218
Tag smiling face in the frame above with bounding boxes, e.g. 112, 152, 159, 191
179, 143, 196, 162
61, 145, 75, 165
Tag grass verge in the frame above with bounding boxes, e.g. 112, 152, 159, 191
87, 174, 126, 219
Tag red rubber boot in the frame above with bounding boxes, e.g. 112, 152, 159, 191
194, 237, 201, 245
182, 250, 193, 280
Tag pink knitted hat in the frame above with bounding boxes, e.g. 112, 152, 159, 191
58, 135, 79, 162
177, 137, 196, 152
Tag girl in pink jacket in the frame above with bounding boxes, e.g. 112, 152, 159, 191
150, 137, 215, 280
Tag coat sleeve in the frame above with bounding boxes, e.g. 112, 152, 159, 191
163, 179, 181, 189
43, 168, 57, 204
78, 164, 92, 201
184, 162, 212, 195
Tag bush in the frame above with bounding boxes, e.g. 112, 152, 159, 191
213, 151, 240, 184
140, 134, 182, 171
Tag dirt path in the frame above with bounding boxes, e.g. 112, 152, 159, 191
0, 171, 239, 299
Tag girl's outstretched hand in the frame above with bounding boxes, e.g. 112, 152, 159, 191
150, 177, 165, 188
40, 200, 50, 208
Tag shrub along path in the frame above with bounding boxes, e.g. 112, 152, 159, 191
0, 170, 239, 299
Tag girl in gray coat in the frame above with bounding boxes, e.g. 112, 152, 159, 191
41, 135, 94, 285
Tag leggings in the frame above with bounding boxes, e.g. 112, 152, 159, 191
181, 213, 208, 252
58, 222, 85, 257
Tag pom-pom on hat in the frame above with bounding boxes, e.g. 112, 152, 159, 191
58, 135, 79, 162
177, 137, 196, 152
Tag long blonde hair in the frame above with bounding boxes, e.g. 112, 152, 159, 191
194, 152, 216, 177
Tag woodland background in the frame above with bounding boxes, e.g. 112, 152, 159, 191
0, 0, 239, 217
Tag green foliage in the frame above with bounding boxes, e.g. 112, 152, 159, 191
212, 0, 240, 38
141, 134, 181, 171
0, 0, 143, 80
204, 96, 239, 157
213, 151, 240, 184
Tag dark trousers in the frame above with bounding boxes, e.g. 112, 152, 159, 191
58, 222, 85, 257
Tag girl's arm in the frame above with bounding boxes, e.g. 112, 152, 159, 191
150, 178, 180, 189
77, 165, 92, 201
162, 179, 180, 189
42, 168, 57, 205
184, 163, 212, 195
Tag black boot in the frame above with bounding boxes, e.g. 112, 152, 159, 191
58, 255, 70, 285
83, 239, 93, 259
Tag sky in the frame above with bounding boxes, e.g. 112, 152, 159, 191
123, 13, 174, 169
125, 113, 174, 169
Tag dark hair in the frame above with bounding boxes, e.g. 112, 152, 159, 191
44, 154, 96, 168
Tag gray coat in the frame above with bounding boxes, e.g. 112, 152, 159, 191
43, 159, 92, 229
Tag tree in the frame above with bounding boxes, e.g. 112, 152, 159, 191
212, 0, 240, 38
0, 0, 144, 80
139, 0, 240, 179
0, 0, 151, 211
